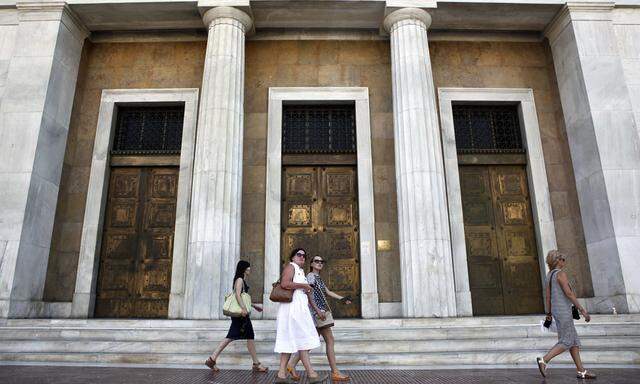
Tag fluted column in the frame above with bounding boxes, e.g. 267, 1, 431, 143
181, 6, 251, 319
384, 8, 457, 317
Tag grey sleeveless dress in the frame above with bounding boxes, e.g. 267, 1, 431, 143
548, 269, 581, 349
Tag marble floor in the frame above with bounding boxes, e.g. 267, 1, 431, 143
1, 365, 639, 384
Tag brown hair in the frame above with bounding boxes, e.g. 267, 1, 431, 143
546, 249, 565, 270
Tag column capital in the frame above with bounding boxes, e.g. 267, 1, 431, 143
202, 6, 253, 31
383, 7, 432, 33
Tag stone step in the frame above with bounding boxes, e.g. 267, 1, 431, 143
0, 349, 637, 367
3, 314, 638, 329
1, 336, 638, 354
1, 323, 638, 342
1, 316, 638, 367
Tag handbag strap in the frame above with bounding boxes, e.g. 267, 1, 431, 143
548, 269, 559, 314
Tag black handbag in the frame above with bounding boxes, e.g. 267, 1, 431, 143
572, 305, 581, 320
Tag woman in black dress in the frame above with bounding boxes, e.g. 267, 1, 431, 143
205, 260, 268, 373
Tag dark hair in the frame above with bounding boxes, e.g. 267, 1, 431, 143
233, 260, 250, 285
289, 248, 306, 261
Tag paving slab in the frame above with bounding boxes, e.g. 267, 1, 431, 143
1, 366, 639, 384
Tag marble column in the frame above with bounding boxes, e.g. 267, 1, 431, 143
546, 3, 640, 313
0, 2, 87, 318
384, 8, 457, 317
182, 6, 252, 319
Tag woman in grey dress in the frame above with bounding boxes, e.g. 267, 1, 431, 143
536, 250, 596, 379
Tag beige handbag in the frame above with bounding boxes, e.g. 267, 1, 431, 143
223, 292, 252, 317
314, 310, 335, 328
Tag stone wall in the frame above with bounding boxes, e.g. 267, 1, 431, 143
44, 38, 594, 304
430, 41, 593, 297
43, 41, 206, 301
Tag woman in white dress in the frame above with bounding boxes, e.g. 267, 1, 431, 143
274, 248, 327, 384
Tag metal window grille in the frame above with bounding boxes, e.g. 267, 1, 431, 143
112, 106, 184, 155
282, 105, 356, 154
452, 105, 524, 154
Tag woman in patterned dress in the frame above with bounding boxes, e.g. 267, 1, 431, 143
205, 260, 268, 373
536, 250, 596, 379
287, 255, 352, 382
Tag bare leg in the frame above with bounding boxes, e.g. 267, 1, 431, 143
569, 346, 585, 372
298, 350, 318, 378
287, 352, 301, 374
246, 340, 259, 364
319, 328, 340, 374
543, 344, 567, 364
277, 353, 291, 379
210, 338, 232, 361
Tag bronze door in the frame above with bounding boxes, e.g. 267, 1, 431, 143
95, 166, 178, 318
281, 165, 361, 318
460, 165, 543, 315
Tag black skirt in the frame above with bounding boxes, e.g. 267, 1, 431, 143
226, 316, 255, 340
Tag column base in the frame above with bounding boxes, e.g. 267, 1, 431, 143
361, 292, 380, 319
71, 292, 94, 318
262, 293, 278, 320
456, 290, 473, 317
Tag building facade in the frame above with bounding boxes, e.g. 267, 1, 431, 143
0, 0, 639, 320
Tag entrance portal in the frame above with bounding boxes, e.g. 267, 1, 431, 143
94, 105, 184, 318
453, 104, 544, 315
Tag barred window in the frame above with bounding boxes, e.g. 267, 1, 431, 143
452, 105, 524, 154
112, 106, 184, 155
282, 105, 356, 154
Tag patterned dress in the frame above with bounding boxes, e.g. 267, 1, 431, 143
548, 269, 581, 349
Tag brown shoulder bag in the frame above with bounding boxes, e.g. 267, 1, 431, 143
269, 281, 293, 303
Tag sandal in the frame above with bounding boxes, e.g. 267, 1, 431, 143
331, 372, 351, 381
577, 370, 597, 379
205, 357, 219, 372
252, 362, 269, 372
536, 357, 547, 377
287, 365, 300, 381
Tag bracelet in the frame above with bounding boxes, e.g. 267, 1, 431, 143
341, 296, 352, 303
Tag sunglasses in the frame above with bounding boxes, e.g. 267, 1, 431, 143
295, 252, 306, 258
313, 259, 325, 264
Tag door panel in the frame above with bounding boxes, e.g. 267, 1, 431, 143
460, 165, 543, 315
282, 165, 361, 318
95, 166, 178, 318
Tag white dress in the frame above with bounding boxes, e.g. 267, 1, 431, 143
274, 262, 321, 353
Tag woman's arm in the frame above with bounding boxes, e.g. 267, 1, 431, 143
306, 290, 325, 319
558, 271, 590, 321
234, 278, 249, 316
325, 287, 351, 304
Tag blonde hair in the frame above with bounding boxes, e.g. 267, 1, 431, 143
546, 250, 565, 270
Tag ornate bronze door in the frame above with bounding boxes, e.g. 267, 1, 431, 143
460, 165, 543, 315
282, 165, 361, 318
95, 166, 178, 318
